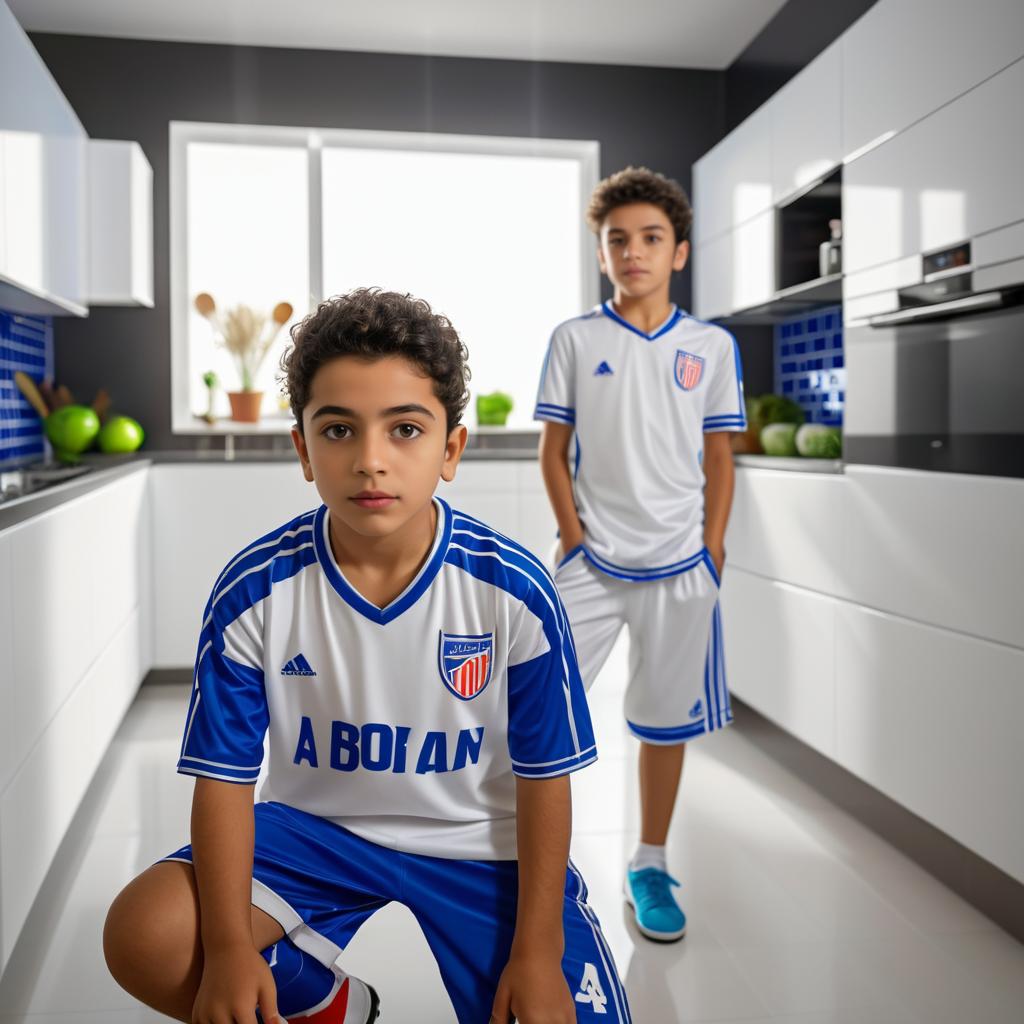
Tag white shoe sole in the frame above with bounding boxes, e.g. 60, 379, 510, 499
623, 881, 687, 942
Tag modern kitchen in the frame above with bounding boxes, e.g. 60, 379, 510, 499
0, 1, 1022, 1021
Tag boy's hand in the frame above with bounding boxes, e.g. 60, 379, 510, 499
192, 943, 281, 1024
707, 542, 725, 576
490, 953, 576, 1024
557, 528, 585, 561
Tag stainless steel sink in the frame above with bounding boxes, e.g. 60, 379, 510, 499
0, 462, 93, 503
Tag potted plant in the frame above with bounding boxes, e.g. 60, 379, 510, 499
476, 391, 514, 426
194, 293, 294, 423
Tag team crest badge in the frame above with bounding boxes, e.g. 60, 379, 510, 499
674, 349, 705, 391
438, 631, 494, 701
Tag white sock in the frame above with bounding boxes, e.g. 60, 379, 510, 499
630, 842, 667, 873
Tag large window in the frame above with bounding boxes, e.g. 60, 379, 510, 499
171, 123, 599, 433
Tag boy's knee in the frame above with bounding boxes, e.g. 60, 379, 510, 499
103, 864, 200, 988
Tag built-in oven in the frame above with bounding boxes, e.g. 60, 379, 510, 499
865, 240, 1023, 329
842, 226, 1024, 478
843, 302, 1024, 478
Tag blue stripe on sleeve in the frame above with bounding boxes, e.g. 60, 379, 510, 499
446, 513, 595, 777
178, 649, 268, 782
180, 517, 321, 785
534, 402, 576, 425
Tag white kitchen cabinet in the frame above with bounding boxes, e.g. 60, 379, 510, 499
844, 57, 1024, 275
726, 468, 847, 596
692, 102, 773, 245
7, 493, 99, 790
842, 0, 1024, 164
0, 534, 12, 791
515, 460, 557, 560
90, 470, 149, 648
834, 602, 1024, 884
88, 140, 154, 307
0, 466, 150, 971
719, 568, 837, 759
771, 40, 842, 204
149, 463, 318, 668
839, 466, 1024, 649
841, 325, 900, 433
693, 209, 774, 319
730, 209, 775, 312
0, 607, 143, 968
693, 234, 732, 321
0, 1, 87, 316
0, 134, 6, 280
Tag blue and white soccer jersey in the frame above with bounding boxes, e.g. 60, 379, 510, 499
170, 498, 629, 1020
535, 301, 745, 743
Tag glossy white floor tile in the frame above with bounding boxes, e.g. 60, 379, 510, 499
1, 634, 1022, 1023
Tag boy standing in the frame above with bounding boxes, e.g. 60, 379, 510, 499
535, 167, 745, 943
104, 289, 630, 1023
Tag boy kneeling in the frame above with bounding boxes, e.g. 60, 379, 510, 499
104, 289, 629, 1024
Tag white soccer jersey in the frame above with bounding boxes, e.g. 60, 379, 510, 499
534, 301, 746, 581
177, 498, 596, 861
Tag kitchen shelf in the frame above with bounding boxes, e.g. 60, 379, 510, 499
715, 273, 844, 325
777, 166, 842, 291
772, 273, 843, 304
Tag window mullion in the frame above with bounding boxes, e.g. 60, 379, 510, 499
308, 136, 324, 307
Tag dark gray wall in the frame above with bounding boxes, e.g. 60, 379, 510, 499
32, 34, 723, 450
725, 0, 877, 131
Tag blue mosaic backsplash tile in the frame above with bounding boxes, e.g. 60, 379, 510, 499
774, 305, 844, 426
1, 310, 53, 466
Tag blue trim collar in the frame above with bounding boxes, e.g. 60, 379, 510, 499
602, 300, 683, 341
314, 497, 452, 625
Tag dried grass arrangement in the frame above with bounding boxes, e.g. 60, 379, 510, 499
194, 293, 294, 393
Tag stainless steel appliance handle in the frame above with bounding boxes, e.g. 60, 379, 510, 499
867, 291, 1006, 327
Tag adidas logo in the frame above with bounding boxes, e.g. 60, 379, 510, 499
594, 361, 614, 376
688, 699, 703, 720
282, 654, 317, 677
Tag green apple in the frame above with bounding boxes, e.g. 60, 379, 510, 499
98, 415, 145, 453
45, 405, 100, 455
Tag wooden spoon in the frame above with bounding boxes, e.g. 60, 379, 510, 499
194, 292, 217, 319
271, 301, 293, 326
14, 371, 50, 419
92, 389, 112, 422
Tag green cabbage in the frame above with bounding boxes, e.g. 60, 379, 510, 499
746, 394, 805, 432
760, 422, 799, 456
795, 423, 842, 458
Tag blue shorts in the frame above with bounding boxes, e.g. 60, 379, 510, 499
164, 801, 630, 1023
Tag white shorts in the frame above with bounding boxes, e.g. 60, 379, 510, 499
553, 546, 732, 745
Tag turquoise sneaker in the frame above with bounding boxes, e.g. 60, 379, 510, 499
624, 867, 687, 942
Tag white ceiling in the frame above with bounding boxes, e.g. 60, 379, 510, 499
9, 0, 789, 70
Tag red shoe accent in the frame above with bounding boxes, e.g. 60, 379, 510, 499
292, 977, 349, 1023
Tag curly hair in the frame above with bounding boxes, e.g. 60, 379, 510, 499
586, 166, 693, 244
282, 288, 470, 432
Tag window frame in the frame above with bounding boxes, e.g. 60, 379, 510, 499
169, 120, 600, 435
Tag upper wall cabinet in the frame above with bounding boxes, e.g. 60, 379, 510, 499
842, 0, 1024, 162
692, 102, 772, 246
844, 57, 1024, 275
693, 233, 732, 322
771, 39, 842, 204
88, 140, 154, 307
0, 2, 87, 316
693, 207, 775, 320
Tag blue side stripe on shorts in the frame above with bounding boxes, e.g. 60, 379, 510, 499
567, 861, 631, 1022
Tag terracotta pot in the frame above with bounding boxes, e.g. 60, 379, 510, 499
227, 390, 264, 423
